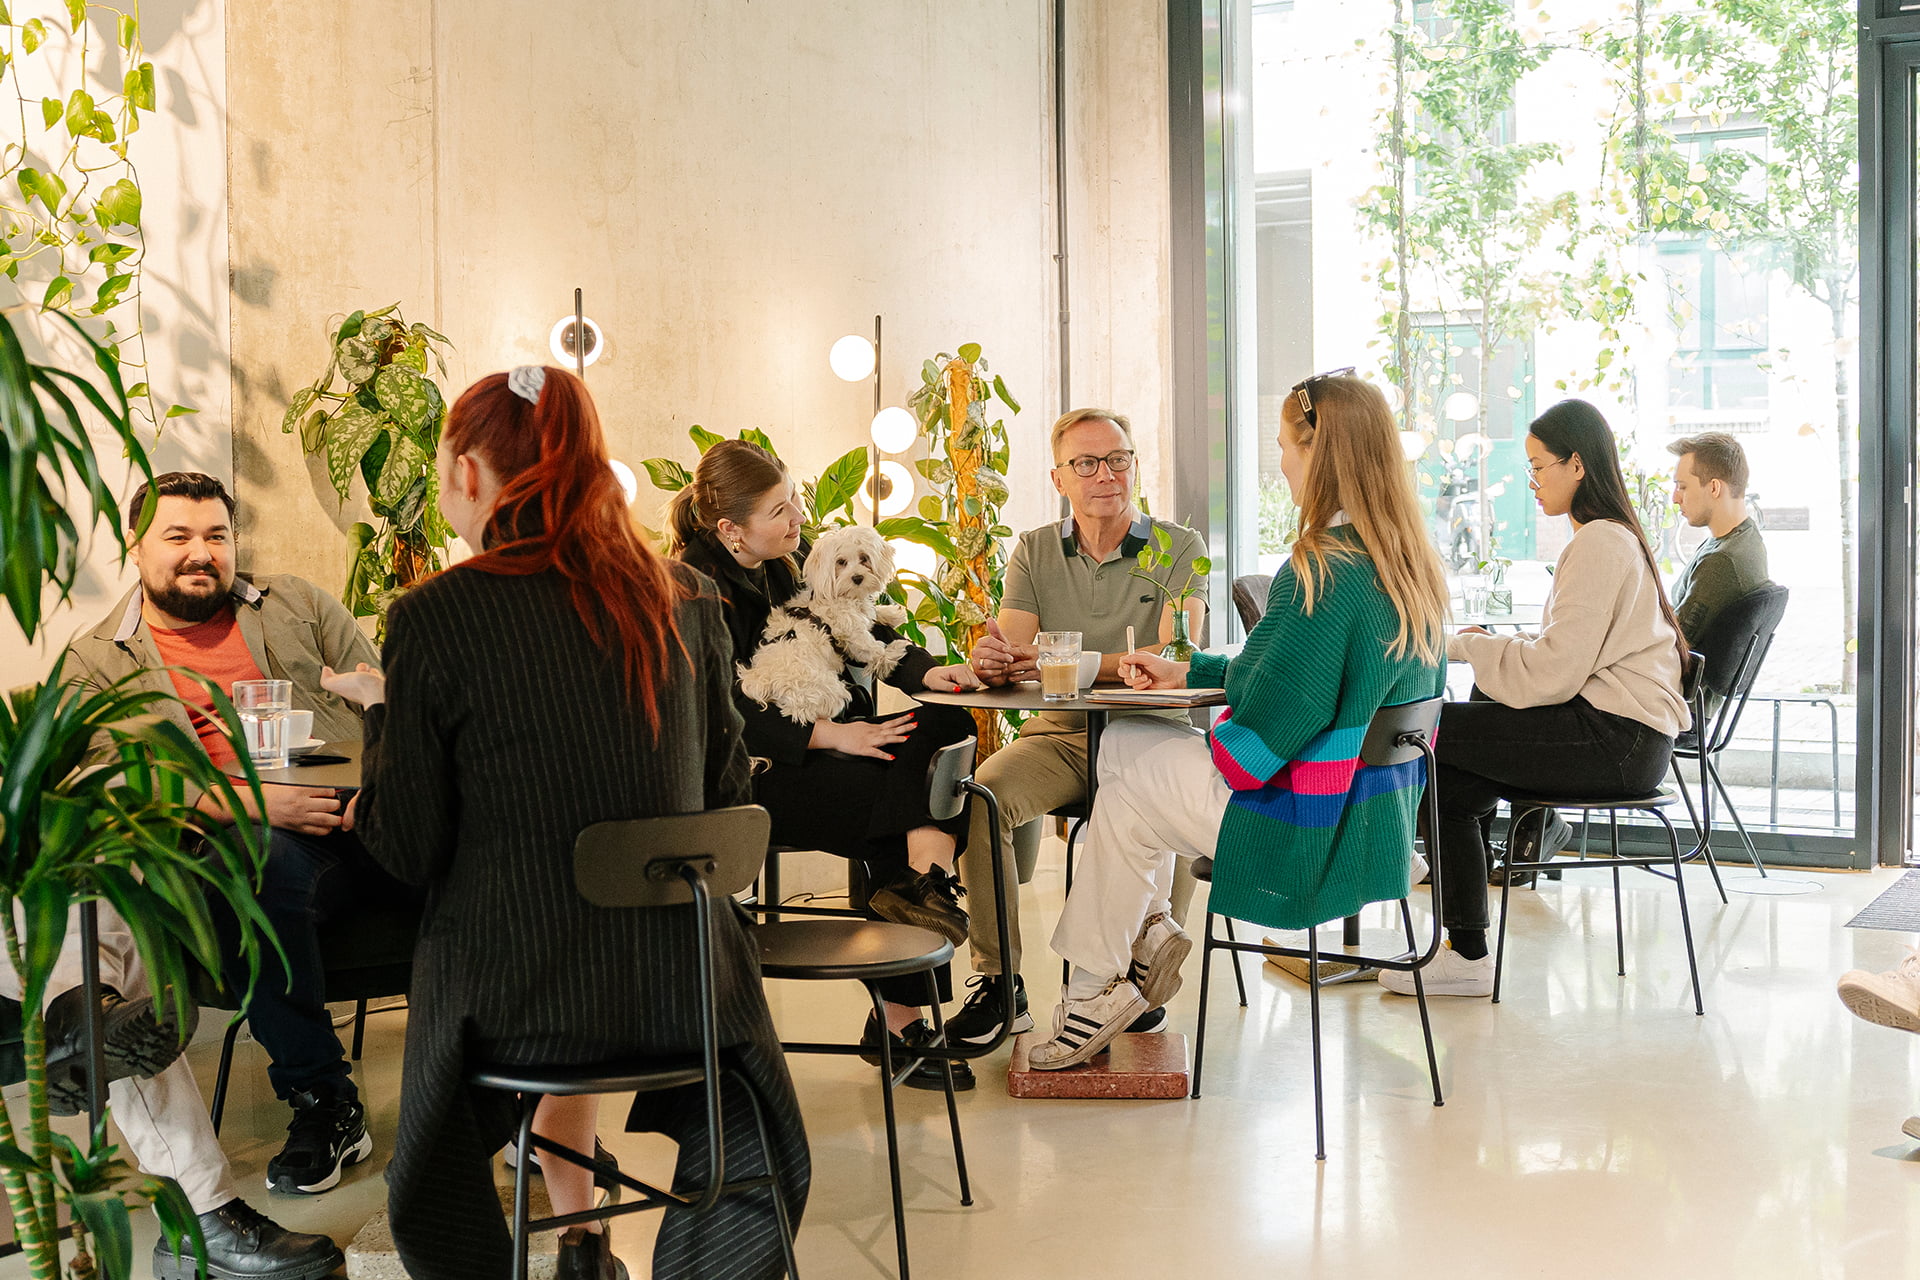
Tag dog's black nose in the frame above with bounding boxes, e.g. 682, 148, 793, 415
851, 574, 865, 585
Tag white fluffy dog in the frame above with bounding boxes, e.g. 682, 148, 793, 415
738, 525, 913, 726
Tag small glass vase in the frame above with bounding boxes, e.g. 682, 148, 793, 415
1160, 608, 1197, 662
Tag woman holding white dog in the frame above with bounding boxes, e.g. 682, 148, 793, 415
670, 439, 986, 1086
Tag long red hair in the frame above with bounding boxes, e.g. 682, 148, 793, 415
444, 367, 689, 730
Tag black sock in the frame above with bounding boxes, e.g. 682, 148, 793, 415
1451, 929, 1488, 961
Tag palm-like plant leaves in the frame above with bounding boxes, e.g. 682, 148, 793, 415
0, 312, 150, 643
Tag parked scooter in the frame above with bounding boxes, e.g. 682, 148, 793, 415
1437, 453, 1484, 569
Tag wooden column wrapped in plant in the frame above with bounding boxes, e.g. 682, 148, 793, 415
906, 343, 1019, 757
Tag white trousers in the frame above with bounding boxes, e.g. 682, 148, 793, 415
1, 904, 237, 1214
1052, 718, 1229, 980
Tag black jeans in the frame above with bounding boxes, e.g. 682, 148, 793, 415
1431, 692, 1674, 934
216, 826, 419, 1101
753, 702, 975, 1006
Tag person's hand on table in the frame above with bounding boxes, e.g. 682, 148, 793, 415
320, 662, 386, 707
204, 783, 343, 836
811, 713, 916, 761
968, 621, 1037, 685
923, 662, 984, 693
1119, 650, 1189, 690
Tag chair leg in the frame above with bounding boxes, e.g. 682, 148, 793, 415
1400, 899, 1442, 1107
351, 997, 369, 1061
1609, 813, 1626, 976
1708, 761, 1766, 876
1061, 819, 1083, 985
761, 848, 782, 923
1493, 860, 1515, 1005
1662, 813, 1705, 1016
1672, 758, 1728, 904
1191, 914, 1217, 1099
511, 1093, 538, 1280
1221, 917, 1249, 1008
923, 974, 970, 1207
1307, 924, 1325, 1162
209, 1017, 245, 1135
867, 984, 912, 1280
739, 1076, 802, 1279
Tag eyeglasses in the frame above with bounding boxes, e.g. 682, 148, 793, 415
1291, 367, 1357, 428
1056, 450, 1136, 478
1527, 457, 1568, 487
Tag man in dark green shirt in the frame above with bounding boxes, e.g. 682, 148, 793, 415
1668, 431, 1771, 643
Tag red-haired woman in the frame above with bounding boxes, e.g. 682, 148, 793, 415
323, 367, 805, 1280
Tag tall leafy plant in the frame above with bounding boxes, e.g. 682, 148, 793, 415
281, 304, 456, 631
640, 425, 871, 540
0, 311, 277, 1279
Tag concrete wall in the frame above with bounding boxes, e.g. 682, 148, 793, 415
6, 0, 1176, 682
1, 0, 231, 684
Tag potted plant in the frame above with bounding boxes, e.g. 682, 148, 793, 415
1, 314, 277, 1280
1130, 526, 1211, 661
281, 305, 458, 633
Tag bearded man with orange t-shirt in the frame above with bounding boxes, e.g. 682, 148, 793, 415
56, 473, 408, 1263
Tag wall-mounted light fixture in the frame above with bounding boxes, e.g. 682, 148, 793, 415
550, 313, 605, 369
608, 459, 639, 506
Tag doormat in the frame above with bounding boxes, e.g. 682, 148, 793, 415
1845, 870, 1920, 931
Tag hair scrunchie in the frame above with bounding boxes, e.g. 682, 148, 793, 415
507, 365, 546, 405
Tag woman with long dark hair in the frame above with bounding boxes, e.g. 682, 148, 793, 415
668, 439, 985, 1085
1380, 398, 1691, 1001
323, 368, 806, 1280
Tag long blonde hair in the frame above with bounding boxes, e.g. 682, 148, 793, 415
1284, 375, 1449, 664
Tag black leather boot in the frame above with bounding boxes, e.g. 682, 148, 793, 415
151, 1198, 343, 1280
556, 1226, 630, 1280
43, 984, 195, 1116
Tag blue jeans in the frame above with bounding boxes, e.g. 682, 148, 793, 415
219, 827, 417, 1101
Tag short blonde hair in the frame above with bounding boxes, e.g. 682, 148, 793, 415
1049, 408, 1133, 462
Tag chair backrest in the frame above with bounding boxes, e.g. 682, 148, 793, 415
1358, 696, 1444, 768
1691, 582, 1789, 701
925, 736, 979, 822
1231, 573, 1271, 632
573, 806, 771, 908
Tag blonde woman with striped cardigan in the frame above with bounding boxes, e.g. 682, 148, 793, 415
1029, 373, 1450, 1070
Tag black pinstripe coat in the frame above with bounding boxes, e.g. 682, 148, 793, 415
353, 561, 808, 1279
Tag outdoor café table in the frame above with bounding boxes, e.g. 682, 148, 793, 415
220, 740, 362, 790
913, 680, 1227, 809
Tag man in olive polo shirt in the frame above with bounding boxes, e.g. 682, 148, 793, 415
947, 408, 1207, 1044
1668, 431, 1771, 643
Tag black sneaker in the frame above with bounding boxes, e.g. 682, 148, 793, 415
267, 1087, 373, 1195
868, 866, 969, 946
557, 1225, 630, 1280
858, 1015, 977, 1092
1125, 1006, 1167, 1034
151, 1197, 343, 1280
1493, 808, 1576, 886
946, 974, 1035, 1044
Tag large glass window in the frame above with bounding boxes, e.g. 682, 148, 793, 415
1236, 0, 1860, 857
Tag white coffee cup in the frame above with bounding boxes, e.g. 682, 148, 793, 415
287, 708, 314, 745
1077, 651, 1102, 689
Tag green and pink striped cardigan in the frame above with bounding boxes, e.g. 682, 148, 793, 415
1190, 526, 1447, 932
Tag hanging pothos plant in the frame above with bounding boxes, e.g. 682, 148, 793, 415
281, 305, 456, 631
641, 425, 871, 541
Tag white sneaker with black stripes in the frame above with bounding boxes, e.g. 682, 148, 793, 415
1126, 913, 1192, 1011
1027, 979, 1148, 1071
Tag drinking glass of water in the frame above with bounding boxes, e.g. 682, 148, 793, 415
233, 679, 293, 770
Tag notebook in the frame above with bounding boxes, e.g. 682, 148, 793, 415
1083, 687, 1227, 706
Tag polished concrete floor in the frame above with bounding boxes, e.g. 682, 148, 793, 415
11, 840, 1920, 1279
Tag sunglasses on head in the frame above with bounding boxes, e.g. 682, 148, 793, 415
1290, 367, 1357, 428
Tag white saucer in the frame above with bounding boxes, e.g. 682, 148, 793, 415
288, 738, 327, 757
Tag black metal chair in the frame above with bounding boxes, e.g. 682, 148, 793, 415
1188, 697, 1447, 1162
468, 805, 800, 1280
206, 899, 421, 1133
1670, 582, 1791, 892
751, 737, 1013, 1280
1492, 658, 1711, 1016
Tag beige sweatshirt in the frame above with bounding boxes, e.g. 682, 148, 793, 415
1447, 519, 1691, 737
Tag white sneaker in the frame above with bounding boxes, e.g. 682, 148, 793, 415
1837, 949, 1920, 1033
1126, 913, 1192, 1010
1904, 1116, 1920, 1143
1379, 945, 1494, 998
1410, 850, 1430, 885
1028, 980, 1149, 1071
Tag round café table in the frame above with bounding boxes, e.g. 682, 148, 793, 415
220, 740, 362, 789
913, 681, 1226, 808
